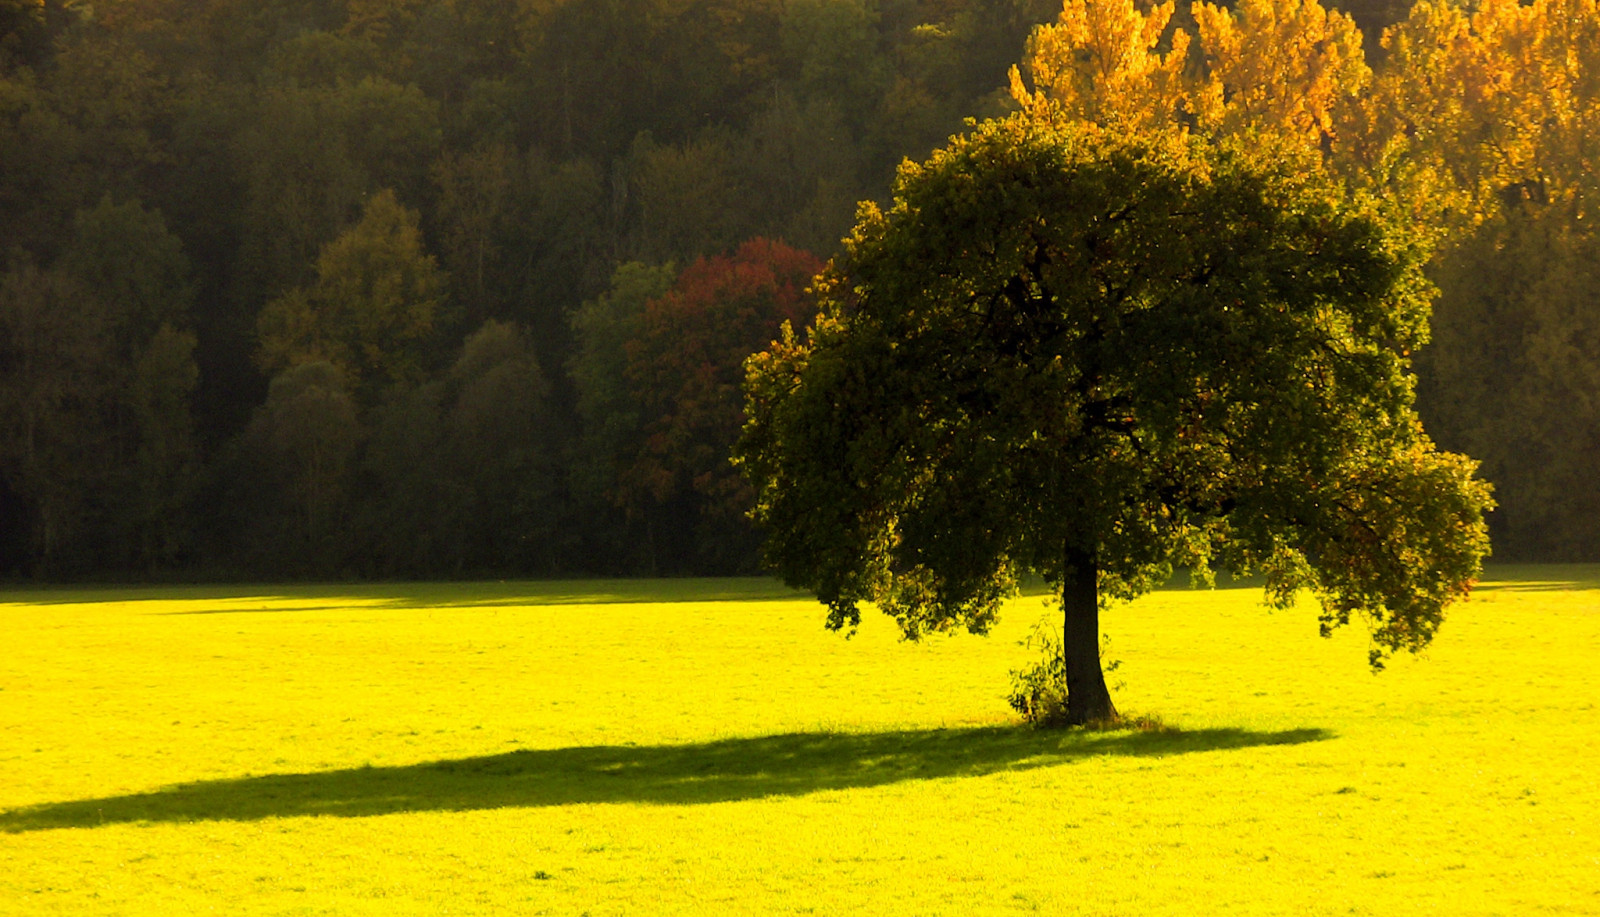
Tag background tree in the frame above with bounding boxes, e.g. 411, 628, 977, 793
1366, 0, 1600, 558
1422, 203, 1600, 560
567, 261, 678, 569
738, 115, 1492, 724
429, 141, 515, 328
256, 189, 448, 402
625, 238, 821, 572
1009, 0, 1189, 131
1011, 0, 1370, 157
1189, 0, 1369, 150
6, 0, 1596, 580
510, 149, 608, 365
57, 195, 200, 570
739, 91, 862, 254
361, 319, 561, 574
123, 323, 199, 568
230, 361, 363, 573
0, 196, 199, 574
0, 263, 111, 574
627, 132, 753, 265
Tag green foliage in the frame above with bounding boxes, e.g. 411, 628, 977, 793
740, 92, 863, 254
0, 263, 110, 572
235, 361, 363, 571
125, 323, 199, 568
1421, 202, 1600, 560
0, 194, 199, 574
358, 319, 564, 576
0, 0, 1076, 578
568, 261, 678, 507
256, 189, 448, 401
739, 113, 1492, 669
0, 0, 55, 72
0, 67, 82, 260
780, 0, 890, 132
234, 79, 440, 301
2, 0, 1594, 579
430, 142, 516, 324
627, 131, 752, 264
59, 195, 194, 345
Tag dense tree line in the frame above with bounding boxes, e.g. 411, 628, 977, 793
0, 0, 1069, 577
0, 0, 1592, 579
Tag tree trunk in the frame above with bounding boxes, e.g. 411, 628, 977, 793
1062, 549, 1118, 725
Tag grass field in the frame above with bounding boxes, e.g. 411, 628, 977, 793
1, 568, 1597, 915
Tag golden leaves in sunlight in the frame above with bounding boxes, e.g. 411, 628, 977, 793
1015, 0, 1600, 236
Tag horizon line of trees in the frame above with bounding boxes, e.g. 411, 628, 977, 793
1, 0, 1597, 580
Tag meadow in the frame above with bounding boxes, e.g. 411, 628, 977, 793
1, 568, 1596, 915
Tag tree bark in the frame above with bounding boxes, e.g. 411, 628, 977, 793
1062, 549, 1118, 725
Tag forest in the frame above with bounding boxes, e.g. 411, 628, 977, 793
0, 0, 1596, 579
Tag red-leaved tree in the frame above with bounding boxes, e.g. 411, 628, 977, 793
622, 238, 822, 570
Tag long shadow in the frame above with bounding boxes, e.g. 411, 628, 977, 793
1, 725, 1330, 832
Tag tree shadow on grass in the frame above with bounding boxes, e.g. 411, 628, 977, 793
1, 724, 1330, 832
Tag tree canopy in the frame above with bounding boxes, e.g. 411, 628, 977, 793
737, 114, 1492, 723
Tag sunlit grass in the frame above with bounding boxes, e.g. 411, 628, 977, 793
2, 567, 1597, 915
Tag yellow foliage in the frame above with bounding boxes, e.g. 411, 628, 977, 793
1371, 0, 1600, 228
1190, 0, 1369, 149
1010, 0, 1189, 131
1018, 0, 1600, 241
1015, 0, 1367, 152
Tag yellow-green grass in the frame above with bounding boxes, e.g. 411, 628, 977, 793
1, 568, 1596, 916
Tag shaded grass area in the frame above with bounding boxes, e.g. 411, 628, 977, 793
0, 577, 809, 610
1, 725, 1328, 832
7, 563, 1593, 613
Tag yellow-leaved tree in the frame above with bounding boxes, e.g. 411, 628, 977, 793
1011, 0, 1369, 157
1189, 0, 1369, 151
1365, 0, 1600, 229
1374, 0, 1600, 559
1008, 0, 1189, 131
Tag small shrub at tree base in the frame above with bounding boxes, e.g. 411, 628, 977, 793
1008, 620, 1122, 727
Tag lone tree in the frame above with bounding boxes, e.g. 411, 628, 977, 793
736, 116, 1492, 725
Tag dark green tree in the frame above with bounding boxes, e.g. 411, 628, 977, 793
59, 195, 199, 570
237, 361, 363, 571
568, 261, 677, 510
361, 319, 562, 575
737, 115, 1493, 724
0, 262, 111, 573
